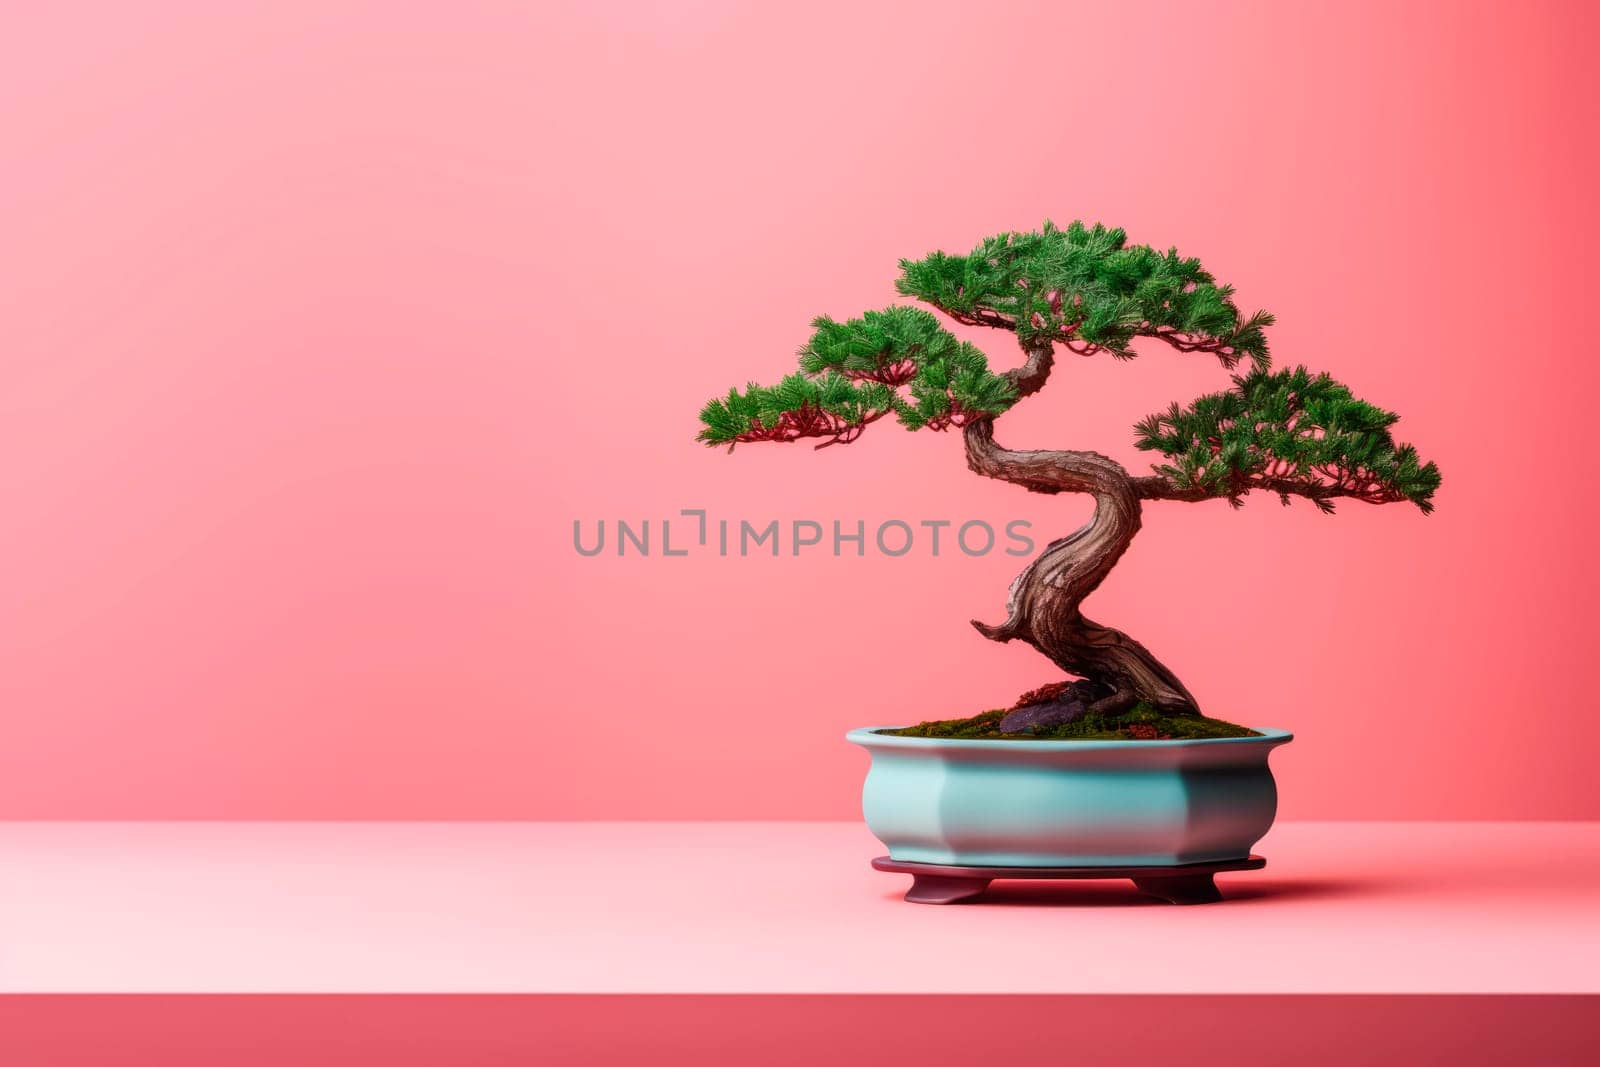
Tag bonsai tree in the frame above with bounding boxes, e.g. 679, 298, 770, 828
698, 222, 1439, 738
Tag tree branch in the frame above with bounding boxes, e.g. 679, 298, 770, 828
923, 303, 1017, 331
1132, 472, 1412, 506
963, 418, 1127, 496
1145, 326, 1238, 363
961, 418, 1200, 710
1004, 337, 1056, 400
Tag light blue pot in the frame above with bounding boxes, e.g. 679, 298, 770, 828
847, 727, 1293, 867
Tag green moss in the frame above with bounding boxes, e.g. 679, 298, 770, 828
883, 701, 1260, 741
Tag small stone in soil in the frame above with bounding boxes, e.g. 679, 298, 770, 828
999, 699, 1088, 734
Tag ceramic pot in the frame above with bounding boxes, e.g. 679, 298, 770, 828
846, 727, 1292, 867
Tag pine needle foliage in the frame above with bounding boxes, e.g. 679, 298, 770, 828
697, 307, 1015, 448
697, 372, 898, 447
697, 220, 1439, 511
1134, 366, 1442, 512
896, 220, 1273, 366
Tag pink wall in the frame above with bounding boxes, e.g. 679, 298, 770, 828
2, 1, 1595, 819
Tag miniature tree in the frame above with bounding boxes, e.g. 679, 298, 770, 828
698, 222, 1439, 730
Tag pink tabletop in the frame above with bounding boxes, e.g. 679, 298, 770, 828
0, 820, 1595, 993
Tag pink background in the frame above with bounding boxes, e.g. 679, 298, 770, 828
2, 1, 1595, 820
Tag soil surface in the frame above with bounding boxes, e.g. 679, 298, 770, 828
885, 682, 1261, 741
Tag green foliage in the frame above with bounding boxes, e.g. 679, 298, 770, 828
697, 372, 897, 446
797, 305, 959, 377
697, 308, 1015, 447
896, 332, 1018, 430
697, 220, 1437, 510
1134, 366, 1442, 512
884, 702, 1261, 740
896, 220, 1273, 366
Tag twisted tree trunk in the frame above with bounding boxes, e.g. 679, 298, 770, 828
962, 417, 1200, 714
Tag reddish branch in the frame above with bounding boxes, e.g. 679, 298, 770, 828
733, 398, 983, 448
731, 404, 891, 450
1148, 326, 1239, 363
925, 301, 1240, 365
926, 305, 1017, 331
843, 360, 916, 387
924, 400, 983, 432
1134, 471, 1409, 506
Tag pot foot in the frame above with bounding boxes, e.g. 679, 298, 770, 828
904, 874, 992, 905
1131, 873, 1223, 905
871, 855, 1261, 906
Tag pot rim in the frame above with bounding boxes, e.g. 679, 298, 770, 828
846, 726, 1293, 751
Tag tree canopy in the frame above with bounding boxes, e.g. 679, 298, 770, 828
697, 307, 1016, 448
1134, 366, 1441, 513
698, 220, 1438, 513
896, 220, 1273, 365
